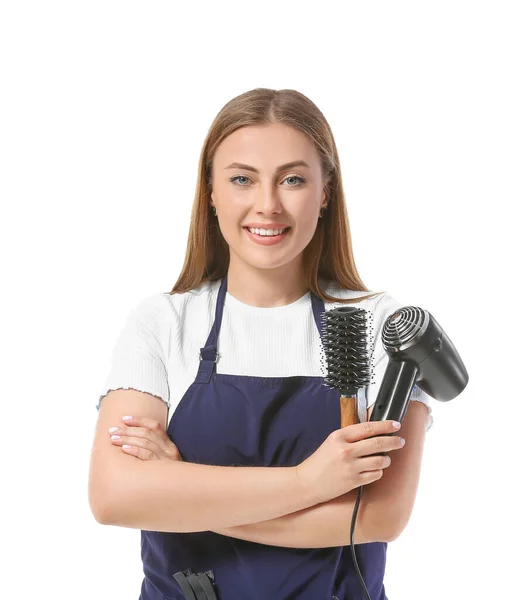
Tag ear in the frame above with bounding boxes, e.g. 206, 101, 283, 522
321, 188, 328, 205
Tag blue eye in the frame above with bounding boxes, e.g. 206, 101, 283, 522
229, 175, 306, 187
229, 176, 250, 186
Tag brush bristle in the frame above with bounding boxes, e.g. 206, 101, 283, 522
320, 306, 374, 396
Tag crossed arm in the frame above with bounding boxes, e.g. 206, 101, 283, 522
212, 401, 429, 548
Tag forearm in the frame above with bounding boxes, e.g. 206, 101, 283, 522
212, 486, 390, 548
360, 401, 429, 539
101, 459, 316, 533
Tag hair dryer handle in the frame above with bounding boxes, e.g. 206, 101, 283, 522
366, 359, 418, 456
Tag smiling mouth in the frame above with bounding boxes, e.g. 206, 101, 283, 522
243, 226, 292, 244
243, 227, 291, 236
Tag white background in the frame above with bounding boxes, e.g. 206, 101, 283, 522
2, 1, 519, 598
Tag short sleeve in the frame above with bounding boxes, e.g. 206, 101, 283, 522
96, 293, 171, 411
358, 293, 434, 432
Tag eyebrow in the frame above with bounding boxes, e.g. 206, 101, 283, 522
224, 160, 310, 173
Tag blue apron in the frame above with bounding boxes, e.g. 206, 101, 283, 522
139, 275, 388, 600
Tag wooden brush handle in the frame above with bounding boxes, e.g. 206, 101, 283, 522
340, 395, 359, 428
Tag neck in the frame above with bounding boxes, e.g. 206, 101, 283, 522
226, 260, 308, 308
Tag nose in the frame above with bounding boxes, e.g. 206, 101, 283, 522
254, 184, 283, 216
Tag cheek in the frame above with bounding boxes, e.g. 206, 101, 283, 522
215, 209, 244, 245
293, 212, 318, 235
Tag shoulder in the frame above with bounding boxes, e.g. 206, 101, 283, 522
369, 291, 404, 323
320, 278, 390, 314
320, 283, 414, 345
126, 278, 220, 320
165, 278, 221, 320
368, 291, 419, 329
121, 281, 219, 341
125, 292, 178, 330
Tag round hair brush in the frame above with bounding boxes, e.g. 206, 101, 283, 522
321, 305, 375, 427
320, 303, 376, 600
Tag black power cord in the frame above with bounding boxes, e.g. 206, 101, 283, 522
350, 485, 372, 600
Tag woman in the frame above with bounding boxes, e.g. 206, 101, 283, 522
89, 87, 433, 600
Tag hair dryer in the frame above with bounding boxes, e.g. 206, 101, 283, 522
368, 305, 469, 427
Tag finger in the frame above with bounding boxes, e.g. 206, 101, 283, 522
340, 419, 401, 443
120, 415, 166, 436
121, 444, 157, 461
355, 434, 405, 459
112, 424, 164, 446
111, 434, 159, 454
115, 417, 181, 460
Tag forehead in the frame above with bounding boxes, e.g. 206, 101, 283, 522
213, 123, 319, 169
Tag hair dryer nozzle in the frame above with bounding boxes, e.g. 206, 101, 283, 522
382, 306, 469, 402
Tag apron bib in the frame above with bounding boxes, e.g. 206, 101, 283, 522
139, 276, 388, 600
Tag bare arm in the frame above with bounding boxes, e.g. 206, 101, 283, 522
92, 391, 424, 540
212, 485, 389, 548
100, 459, 317, 532
91, 391, 318, 533
362, 400, 429, 540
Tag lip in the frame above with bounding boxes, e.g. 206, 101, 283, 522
244, 226, 291, 246
243, 223, 290, 229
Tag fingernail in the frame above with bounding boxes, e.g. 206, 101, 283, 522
399, 437, 406, 445
108, 427, 119, 433
392, 421, 401, 429
122, 416, 132, 421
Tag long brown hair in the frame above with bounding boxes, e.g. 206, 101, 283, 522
168, 88, 384, 304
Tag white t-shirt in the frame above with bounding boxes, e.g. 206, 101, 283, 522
97, 277, 433, 432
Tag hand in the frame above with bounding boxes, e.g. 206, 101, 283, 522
108, 416, 182, 462
295, 420, 405, 504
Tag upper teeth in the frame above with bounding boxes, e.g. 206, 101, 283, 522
247, 227, 287, 236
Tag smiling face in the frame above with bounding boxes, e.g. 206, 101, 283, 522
210, 122, 328, 277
